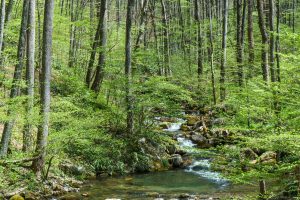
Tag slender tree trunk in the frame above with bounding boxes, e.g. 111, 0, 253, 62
276, 0, 280, 82
0, 0, 5, 57
194, 0, 203, 77
257, 0, 270, 82
23, 0, 36, 152
269, 0, 276, 82
0, 0, 29, 157
220, 0, 228, 101
125, 0, 134, 135
236, 0, 244, 87
91, 0, 107, 92
247, 0, 255, 78
32, 0, 54, 175
85, 13, 101, 87
207, 0, 217, 105
160, 0, 170, 76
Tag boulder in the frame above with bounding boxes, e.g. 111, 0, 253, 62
9, 195, 24, 200
167, 144, 178, 155
159, 122, 169, 129
260, 151, 277, 164
169, 154, 183, 168
191, 135, 207, 147
180, 124, 191, 132
241, 148, 258, 160
186, 115, 199, 126
59, 162, 85, 176
191, 134, 206, 143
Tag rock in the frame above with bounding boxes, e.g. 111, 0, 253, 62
82, 193, 89, 197
193, 121, 205, 130
167, 144, 178, 155
259, 151, 277, 164
159, 122, 169, 129
9, 195, 24, 200
191, 134, 207, 147
241, 148, 258, 160
180, 124, 191, 131
169, 154, 183, 168
59, 162, 85, 176
186, 115, 199, 126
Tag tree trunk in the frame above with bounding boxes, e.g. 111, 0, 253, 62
160, 0, 170, 76
0, 0, 29, 157
125, 0, 134, 135
23, 0, 36, 152
194, 0, 203, 78
247, 0, 255, 78
220, 0, 228, 101
257, 0, 270, 82
269, 0, 276, 82
85, 13, 101, 87
0, 0, 5, 57
91, 0, 107, 92
207, 0, 217, 105
32, 0, 54, 175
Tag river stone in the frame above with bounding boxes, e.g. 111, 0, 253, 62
186, 115, 199, 126
191, 135, 207, 146
170, 154, 183, 168
9, 195, 24, 200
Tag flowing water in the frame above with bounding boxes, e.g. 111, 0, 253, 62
63, 119, 255, 199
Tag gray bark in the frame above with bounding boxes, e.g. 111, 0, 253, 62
220, 0, 228, 101
91, 0, 107, 92
32, 0, 54, 175
125, 0, 134, 135
23, 0, 36, 152
0, 0, 29, 157
0, 0, 5, 57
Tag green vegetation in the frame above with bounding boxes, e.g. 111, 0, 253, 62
0, 0, 299, 199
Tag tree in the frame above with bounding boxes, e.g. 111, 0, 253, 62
23, 0, 36, 152
91, 0, 108, 93
257, 0, 270, 82
0, 0, 5, 57
125, 0, 134, 135
247, 0, 255, 78
220, 0, 229, 101
194, 0, 203, 78
0, 0, 29, 157
32, 0, 55, 175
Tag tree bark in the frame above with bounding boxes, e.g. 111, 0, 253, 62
91, 0, 107, 92
32, 0, 54, 175
23, 0, 36, 152
269, 0, 276, 82
257, 0, 270, 82
220, 0, 228, 101
247, 0, 255, 78
0, 0, 5, 57
125, 0, 134, 135
0, 0, 29, 157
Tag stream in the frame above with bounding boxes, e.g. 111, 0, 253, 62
62, 119, 255, 200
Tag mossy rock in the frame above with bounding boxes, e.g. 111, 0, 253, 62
9, 195, 24, 200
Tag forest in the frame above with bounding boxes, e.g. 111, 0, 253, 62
0, 0, 299, 199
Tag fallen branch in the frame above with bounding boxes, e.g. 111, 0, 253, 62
0, 154, 42, 166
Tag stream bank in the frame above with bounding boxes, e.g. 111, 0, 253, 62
58, 114, 256, 200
